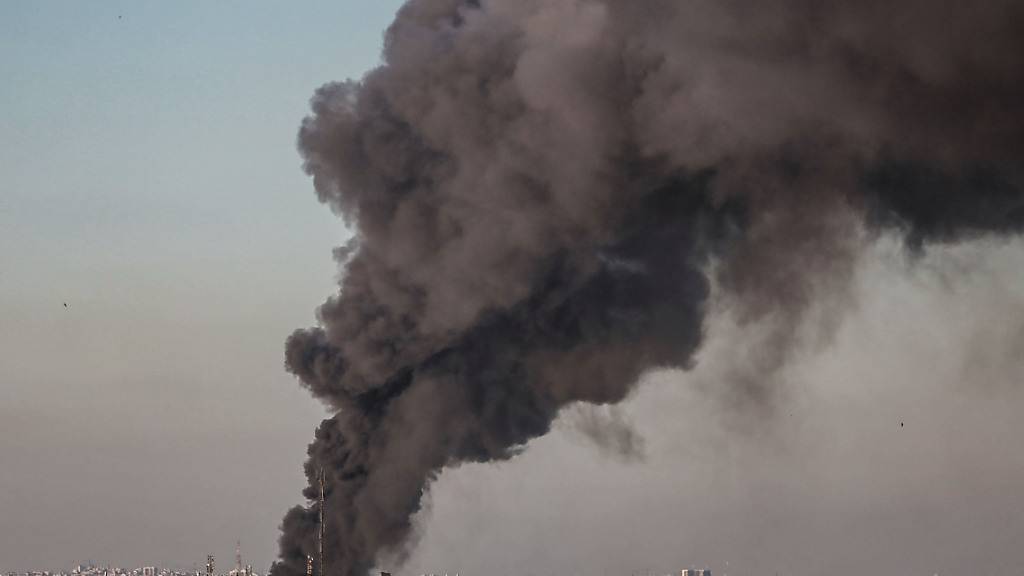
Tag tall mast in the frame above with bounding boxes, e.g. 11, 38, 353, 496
319, 467, 326, 576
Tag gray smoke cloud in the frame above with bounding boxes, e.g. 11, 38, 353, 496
403, 238, 1024, 576
271, 1, 1024, 575
564, 404, 646, 461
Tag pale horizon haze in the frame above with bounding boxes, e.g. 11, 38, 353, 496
1, 2, 402, 571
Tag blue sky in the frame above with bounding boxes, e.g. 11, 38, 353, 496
1, 1, 403, 302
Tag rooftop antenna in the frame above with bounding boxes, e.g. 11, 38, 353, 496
236, 541, 242, 575
319, 467, 326, 576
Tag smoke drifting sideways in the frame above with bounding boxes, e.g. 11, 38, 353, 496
271, 1, 1024, 575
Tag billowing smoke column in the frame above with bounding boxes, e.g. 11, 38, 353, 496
271, 1, 1024, 575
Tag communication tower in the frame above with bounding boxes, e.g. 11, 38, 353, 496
236, 542, 243, 575
319, 467, 326, 576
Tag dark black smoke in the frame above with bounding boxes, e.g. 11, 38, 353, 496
271, 1, 1024, 575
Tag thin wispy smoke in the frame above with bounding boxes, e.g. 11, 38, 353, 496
271, 1, 1024, 575
565, 404, 646, 461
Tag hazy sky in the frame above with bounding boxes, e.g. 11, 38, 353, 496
3, 2, 1024, 576
0, 2, 402, 571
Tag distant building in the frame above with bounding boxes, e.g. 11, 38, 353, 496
142, 568, 156, 576
682, 570, 711, 576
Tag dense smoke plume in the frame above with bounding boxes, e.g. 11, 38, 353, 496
272, 1, 1024, 575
